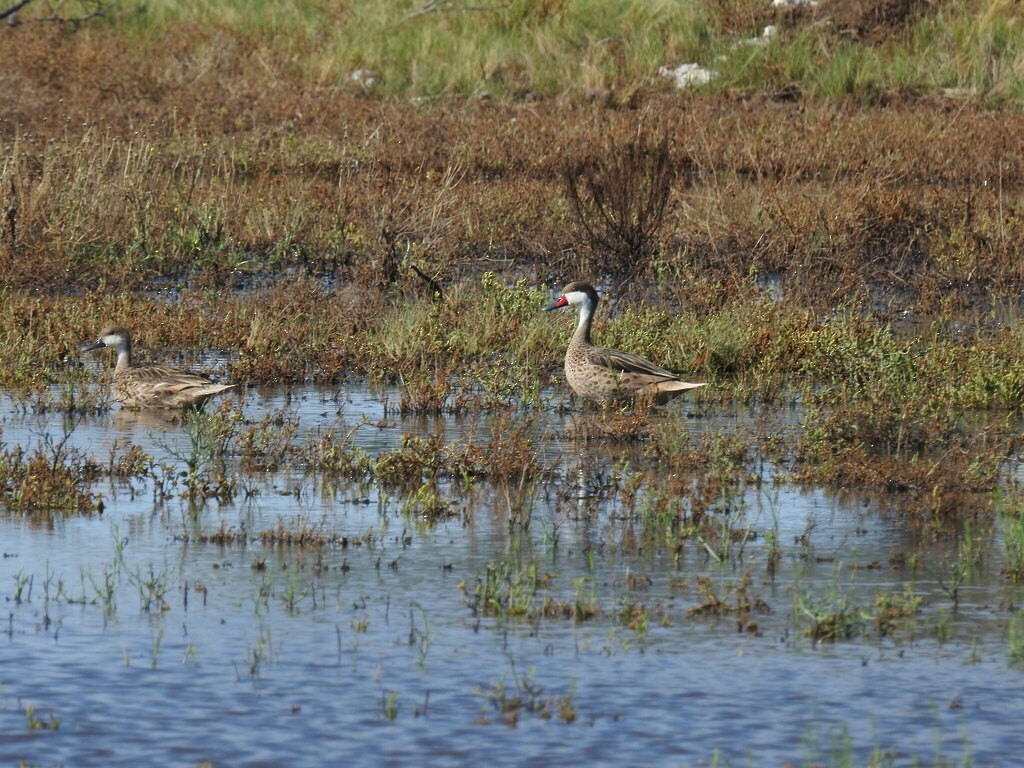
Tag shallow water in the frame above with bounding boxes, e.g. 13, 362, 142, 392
1, 385, 1022, 767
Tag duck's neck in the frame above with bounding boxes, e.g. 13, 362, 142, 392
573, 300, 594, 346
114, 348, 131, 374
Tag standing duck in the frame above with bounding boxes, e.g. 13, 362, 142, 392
81, 325, 235, 409
543, 281, 705, 405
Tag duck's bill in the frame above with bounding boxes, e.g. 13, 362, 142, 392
543, 296, 569, 311
79, 340, 107, 352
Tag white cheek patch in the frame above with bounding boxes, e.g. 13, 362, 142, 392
565, 291, 589, 307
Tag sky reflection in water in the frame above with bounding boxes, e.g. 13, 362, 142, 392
0, 385, 1022, 767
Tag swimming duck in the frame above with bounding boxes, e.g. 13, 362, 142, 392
81, 325, 234, 409
543, 281, 705, 405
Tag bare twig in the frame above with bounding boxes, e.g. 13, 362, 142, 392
402, 0, 503, 21
403, 0, 449, 19
409, 263, 444, 300
0, 0, 33, 23
43, 1, 113, 25
3, 174, 15, 253
3, 0, 113, 25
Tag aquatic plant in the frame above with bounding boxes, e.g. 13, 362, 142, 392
108, 442, 153, 479
873, 586, 923, 638
0, 441, 102, 516
467, 559, 549, 620
128, 562, 172, 614
996, 491, 1024, 583
154, 403, 242, 502
477, 661, 577, 727
940, 520, 989, 609
12, 569, 31, 605
280, 562, 307, 614
402, 483, 452, 521
304, 420, 372, 477
445, 413, 547, 482
615, 598, 657, 638
259, 514, 342, 548
243, 623, 274, 680
1008, 613, 1024, 667
237, 407, 300, 472
150, 627, 165, 669
793, 579, 924, 643
88, 564, 118, 621
24, 703, 60, 732
687, 572, 770, 635
380, 691, 399, 722
466, 557, 604, 624
408, 603, 431, 669
795, 591, 868, 643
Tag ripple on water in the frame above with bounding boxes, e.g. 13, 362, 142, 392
0, 385, 1021, 767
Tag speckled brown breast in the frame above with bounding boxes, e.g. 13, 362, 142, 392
564, 341, 625, 404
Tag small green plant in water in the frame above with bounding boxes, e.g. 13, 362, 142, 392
150, 627, 164, 669
281, 565, 305, 613
996, 491, 1024, 583
1008, 613, 1024, 667
794, 589, 867, 642
381, 691, 399, 721
89, 563, 118, 621
409, 603, 431, 669
402, 483, 452, 520
243, 622, 273, 680
161, 403, 242, 501
468, 559, 547, 620
873, 586, 922, 637
129, 562, 171, 613
935, 606, 954, 644
12, 569, 32, 604
25, 703, 60, 731
477, 658, 576, 727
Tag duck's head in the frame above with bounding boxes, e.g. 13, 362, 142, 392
81, 325, 132, 355
542, 281, 599, 313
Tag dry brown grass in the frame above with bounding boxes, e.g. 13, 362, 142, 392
2, 27, 1024, 312
4, 17, 1024, 526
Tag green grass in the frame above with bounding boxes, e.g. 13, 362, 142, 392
718, 0, 1024, 105
31, 0, 1022, 104
116, 0, 718, 100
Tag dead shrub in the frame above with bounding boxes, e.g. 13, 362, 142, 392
563, 128, 682, 286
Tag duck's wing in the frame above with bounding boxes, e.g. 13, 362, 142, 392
586, 346, 679, 380
114, 366, 234, 409
132, 365, 224, 392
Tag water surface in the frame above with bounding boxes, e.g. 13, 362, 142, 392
1, 386, 1021, 767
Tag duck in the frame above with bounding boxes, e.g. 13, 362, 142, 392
81, 325, 235, 409
543, 281, 705, 406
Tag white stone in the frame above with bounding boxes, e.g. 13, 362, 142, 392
350, 69, 380, 88
657, 63, 716, 89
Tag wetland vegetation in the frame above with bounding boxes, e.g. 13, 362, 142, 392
3, 0, 1024, 765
